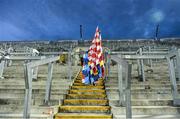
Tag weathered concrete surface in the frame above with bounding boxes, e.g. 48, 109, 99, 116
106, 61, 180, 118
0, 61, 81, 119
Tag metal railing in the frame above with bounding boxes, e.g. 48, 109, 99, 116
166, 49, 180, 105
23, 51, 73, 119
23, 56, 59, 119
111, 55, 132, 119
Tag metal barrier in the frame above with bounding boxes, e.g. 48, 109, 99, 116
166, 49, 180, 105
23, 52, 73, 119
0, 55, 44, 79
0, 48, 73, 118
23, 56, 59, 119
114, 48, 180, 106
0, 60, 5, 79
137, 48, 145, 82
111, 55, 132, 119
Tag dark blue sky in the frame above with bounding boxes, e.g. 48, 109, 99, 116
0, 0, 180, 41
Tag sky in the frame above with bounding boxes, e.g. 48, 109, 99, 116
0, 0, 180, 41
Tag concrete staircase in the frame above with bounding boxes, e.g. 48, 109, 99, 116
106, 62, 180, 119
54, 72, 112, 119
0, 61, 79, 119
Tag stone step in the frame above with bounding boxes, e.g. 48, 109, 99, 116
107, 92, 172, 99
113, 114, 180, 119
0, 85, 71, 89
66, 94, 106, 99
105, 84, 180, 87
4, 68, 79, 73
2, 76, 75, 80
0, 105, 57, 114
54, 113, 112, 119
106, 87, 180, 92
69, 89, 105, 94
111, 106, 180, 115
59, 106, 111, 113
0, 91, 67, 96
74, 79, 104, 83
0, 114, 50, 119
109, 99, 173, 106
0, 93, 65, 100
0, 89, 68, 94
0, 80, 72, 85
105, 85, 180, 89
0, 98, 60, 105
0, 85, 70, 89
63, 99, 108, 106
71, 85, 104, 89
73, 82, 104, 86
105, 80, 178, 84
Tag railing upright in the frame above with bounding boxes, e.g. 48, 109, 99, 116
111, 55, 132, 119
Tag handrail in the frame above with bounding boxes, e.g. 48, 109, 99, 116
23, 56, 58, 119
111, 55, 132, 119
23, 52, 73, 119
166, 49, 180, 106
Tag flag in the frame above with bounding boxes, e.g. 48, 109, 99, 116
82, 26, 105, 85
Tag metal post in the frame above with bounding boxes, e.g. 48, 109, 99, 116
155, 24, 159, 41
137, 60, 141, 78
23, 64, 32, 119
139, 48, 145, 81
118, 63, 124, 106
126, 64, 132, 119
7, 47, 13, 66
108, 55, 111, 77
44, 62, 54, 105
0, 61, 5, 79
176, 49, 180, 81
80, 25, 83, 42
7, 60, 12, 67
32, 66, 38, 80
148, 46, 153, 68
167, 57, 178, 105
104, 51, 108, 81
68, 51, 72, 81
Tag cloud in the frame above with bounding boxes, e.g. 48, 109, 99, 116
0, 21, 31, 40
0, 0, 180, 40
150, 10, 165, 23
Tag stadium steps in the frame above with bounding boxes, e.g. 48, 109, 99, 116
54, 72, 112, 119
108, 64, 180, 118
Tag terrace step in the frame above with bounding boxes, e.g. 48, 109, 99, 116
66, 94, 107, 99
55, 113, 112, 119
113, 114, 180, 119
63, 99, 108, 106
59, 105, 111, 113
54, 71, 112, 118
69, 89, 105, 94
71, 85, 104, 89
109, 99, 173, 106
111, 106, 180, 115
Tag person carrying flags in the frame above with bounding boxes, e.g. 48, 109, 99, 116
81, 27, 105, 85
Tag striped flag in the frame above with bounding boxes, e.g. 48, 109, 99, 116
82, 26, 105, 84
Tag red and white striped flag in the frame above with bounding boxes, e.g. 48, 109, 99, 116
88, 26, 105, 77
